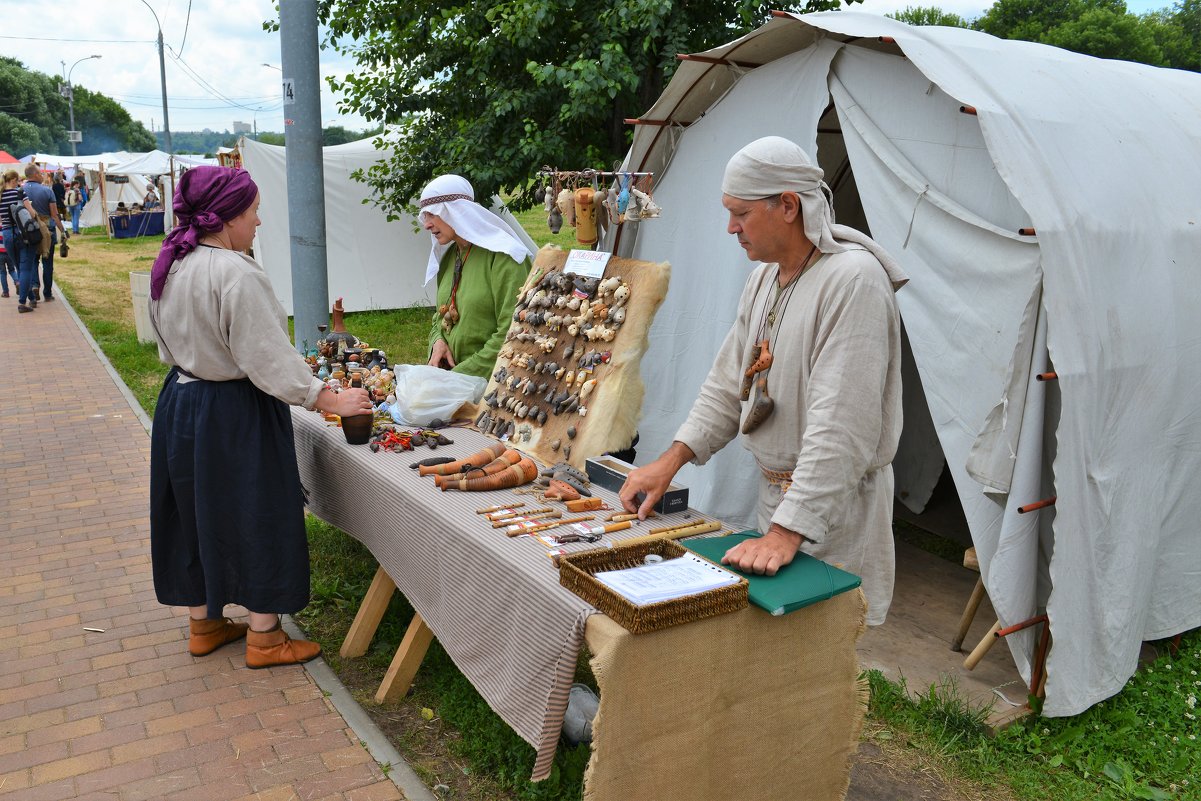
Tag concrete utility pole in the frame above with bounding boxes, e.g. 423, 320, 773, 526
279, 0, 329, 352
137, 0, 172, 153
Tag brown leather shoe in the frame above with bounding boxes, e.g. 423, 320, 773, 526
188, 617, 250, 656
245, 626, 321, 669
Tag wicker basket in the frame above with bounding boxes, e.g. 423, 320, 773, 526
559, 539, 748, 634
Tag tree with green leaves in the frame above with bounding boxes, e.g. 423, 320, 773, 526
314, 0, 859, 217
972, 0, 1199, 67
0, 56, 69, 153
888, 6, 970, 27
71, 88, 156, 154
0, 56, 157, 157
975, 0, 1126, 42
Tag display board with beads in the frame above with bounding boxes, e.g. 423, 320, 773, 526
471, 245, 671, 468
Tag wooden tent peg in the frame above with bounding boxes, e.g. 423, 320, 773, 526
1036, 372, 1057, 381
994, 614, 1048, 638
960, 104, 978, 115
1017, 496, 1057, 514
1019, 227, 1037, 236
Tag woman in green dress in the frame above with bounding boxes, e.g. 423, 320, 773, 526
419, 175, 534, 379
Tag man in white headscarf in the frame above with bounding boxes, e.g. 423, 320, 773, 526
419, 174, 535, 379
620, 136, 907, 625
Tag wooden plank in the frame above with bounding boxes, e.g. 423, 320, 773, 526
375, 612, 435, 704
339, 565, 396, 659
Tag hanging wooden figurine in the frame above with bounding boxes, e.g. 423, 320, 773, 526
631, 186, 661, 218
556, 188, 576, 228
574, 187, 598, 246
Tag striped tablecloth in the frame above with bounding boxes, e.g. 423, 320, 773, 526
292, 410, 717, 779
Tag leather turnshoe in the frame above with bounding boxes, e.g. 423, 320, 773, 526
188, 617, 249, 656
245, 626, 321, 669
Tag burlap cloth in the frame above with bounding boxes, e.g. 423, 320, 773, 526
583, 589, 868, 801
294, 410, 867, 792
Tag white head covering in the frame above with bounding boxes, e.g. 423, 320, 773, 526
722, 136, 908, 290
419, 174, 535, 286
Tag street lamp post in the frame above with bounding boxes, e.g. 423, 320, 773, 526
137, 0, 172, 153
63, 55, 102, 157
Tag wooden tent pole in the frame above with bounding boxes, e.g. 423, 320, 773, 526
98, 162, 111, 238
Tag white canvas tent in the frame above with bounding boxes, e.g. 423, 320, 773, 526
89, 150, 217, 230
604, 11, 1201, 717
240, 135, 537, 315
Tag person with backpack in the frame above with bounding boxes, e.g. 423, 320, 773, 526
3, 168, 42, 309
2, 170, 29, 300
22, 164, 64, 302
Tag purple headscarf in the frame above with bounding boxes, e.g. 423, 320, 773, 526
150, 166, 259, 300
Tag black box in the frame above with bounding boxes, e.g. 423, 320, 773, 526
584, 455, 689, 514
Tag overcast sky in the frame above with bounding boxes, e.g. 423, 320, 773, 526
1, 0, 1175, 139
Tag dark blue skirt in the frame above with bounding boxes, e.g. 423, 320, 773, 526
150, 368, 310, 619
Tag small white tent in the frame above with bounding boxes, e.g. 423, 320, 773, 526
240, 135, 536, 315
240, 136, 435, 315
605, 11, 1201, 717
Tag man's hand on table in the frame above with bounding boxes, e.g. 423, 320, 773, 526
618, 441, 695, 520
721, 524, 805, 576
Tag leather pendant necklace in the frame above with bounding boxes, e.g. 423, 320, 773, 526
741, 244, 818, 433
439, 244, 472, 332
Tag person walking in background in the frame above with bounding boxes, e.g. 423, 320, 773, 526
66, 179, 83, 235
52, 171, 67, 220
1, 170, 27, 299
149, 165, 373, 667
21, 164, 63, 302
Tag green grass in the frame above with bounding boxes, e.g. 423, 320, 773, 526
867, 631, 1201, 800
57, 208, 1201, 801
509, 204, 580, 253
297, 518, 591, 799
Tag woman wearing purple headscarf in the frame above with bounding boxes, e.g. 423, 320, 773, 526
148, 166, 372, 669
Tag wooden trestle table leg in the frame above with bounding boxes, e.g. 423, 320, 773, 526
338, 563, 437, 703
340, 565, 397, 658
951, 577, 987, 652
375, 613, 435, 704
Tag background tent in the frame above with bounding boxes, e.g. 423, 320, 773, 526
240, 135, 536, 316
603, 11, 1201, 718
0, 151, 18, 164
92, 150, 218, 230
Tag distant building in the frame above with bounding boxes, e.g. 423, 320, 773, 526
232, 121, 252, 135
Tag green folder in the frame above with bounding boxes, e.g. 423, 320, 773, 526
684, 531, 861, 616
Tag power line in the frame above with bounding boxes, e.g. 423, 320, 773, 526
108, 91, 279, 102
0, 34, 152, 44
165, 46, 281, 113
178, 0, 194, 56
120, 98, 284, 111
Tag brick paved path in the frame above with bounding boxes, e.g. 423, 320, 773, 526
0, 294, 404, 801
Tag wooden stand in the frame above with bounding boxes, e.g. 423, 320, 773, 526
339, 565, 436, 704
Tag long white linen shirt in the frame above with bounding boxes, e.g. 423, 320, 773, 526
675, 246, 903, 624
150, 246, 324, 409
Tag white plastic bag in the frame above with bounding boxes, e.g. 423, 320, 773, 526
388, 364, 486, 426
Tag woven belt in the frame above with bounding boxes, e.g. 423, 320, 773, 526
759, 463, 794, 494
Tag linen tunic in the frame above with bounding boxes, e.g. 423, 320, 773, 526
148, 245, 322, 619
151, 246, 324, 408
427, 246, 530, 379
675, 246, 903, 625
